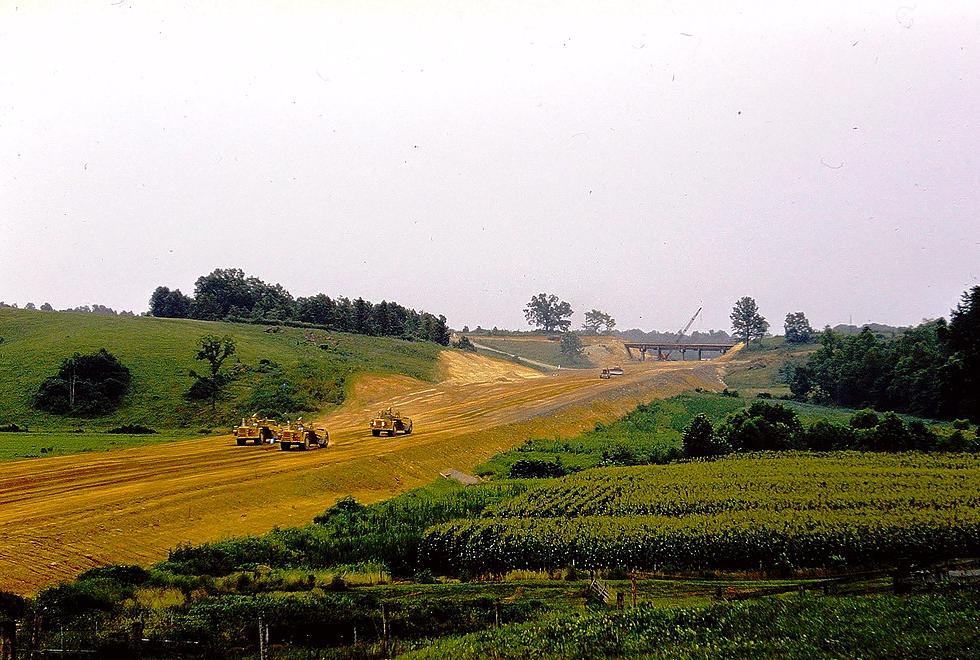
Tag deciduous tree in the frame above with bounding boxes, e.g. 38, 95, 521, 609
582, 309, 616, 334
524, 293, 573, 332
783, 311, 814, 343
730, 297, 769, 345
188, 334, 236, 410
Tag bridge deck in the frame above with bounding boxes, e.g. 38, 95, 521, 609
623, 342, 736, 360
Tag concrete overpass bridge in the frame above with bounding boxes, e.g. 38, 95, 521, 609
624, 342, 736, 361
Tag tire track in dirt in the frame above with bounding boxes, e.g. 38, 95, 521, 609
0, 351, 723, 594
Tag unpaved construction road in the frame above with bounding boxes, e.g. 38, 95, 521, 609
0, 350, 730, 594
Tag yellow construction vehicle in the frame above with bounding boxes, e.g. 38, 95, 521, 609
370, 407, 413, 437
235, 415, 280, 446
278, 417, 329, 451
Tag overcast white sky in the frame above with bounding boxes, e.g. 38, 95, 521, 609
2, 1, 977, 332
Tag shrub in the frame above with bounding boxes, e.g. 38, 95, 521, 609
0, 591, 27, 621
682, 414, 730, 458
106, 424, 157, 434
0, 423, 27, 432
34, 349, 132, 415
953, 419, 972, 430
908, 421, 939, 451
801, 420, 854, 451
510, 458, 568, 478
849, 408, 880, 430
314, 495, 366, 524
452, 336, 477, 352
77, 564, 150, 586
721, 388, 740, 398
867, 413, 912, 452
939, 430, 971, 452
719, 402, 803, 452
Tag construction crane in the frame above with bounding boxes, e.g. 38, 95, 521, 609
673, 307, 702, 343
658, 307, 703, 360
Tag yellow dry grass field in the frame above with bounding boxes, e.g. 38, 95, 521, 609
0, 351, 725, 595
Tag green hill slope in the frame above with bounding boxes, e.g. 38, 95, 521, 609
0, 308, 443, 432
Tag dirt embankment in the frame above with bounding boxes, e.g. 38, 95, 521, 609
0, 350, 723, 595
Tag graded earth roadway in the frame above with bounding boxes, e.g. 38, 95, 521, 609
0, 348, 735, 594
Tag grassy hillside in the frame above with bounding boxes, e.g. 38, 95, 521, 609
0, 308, 443, 433
469, 336, 594, 368
723, 337, 819, 396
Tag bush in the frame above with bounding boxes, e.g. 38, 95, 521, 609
721, 388, 740, 398
0, 591, 27, 621
953, 419, 972, 430
77, 564, 150, 586
34, 349, 132, 415
106, 424, 157, 434
849, 408, 880, 430
682, 414, 730, 458
313, 495, 366, 524
719, 402, 803, 452
908, 421, 939, 451
510, 458, 568, 478
0, 423, 27, 432
452, 336, 477, 352
938, 430, 971, 452
802, 420, 854, 451
865, 413, 913, 451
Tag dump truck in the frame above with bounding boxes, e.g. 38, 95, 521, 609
235, 415, 280, 446
608, 366, 624, 376
279, 417, 329, 451
370, 407, 413, 437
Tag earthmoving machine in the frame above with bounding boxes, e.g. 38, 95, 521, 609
608, 365, 624, 376
278, 417, 329, 451
235, 415, 280, 446
599, 368, 612, 379
371, 407, 413, 437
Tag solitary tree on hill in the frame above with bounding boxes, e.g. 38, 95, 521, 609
730, 297, 769, 345
582, 309, 616, 334
188, 334, 236, 411
524, 293, 573, 332
784, 311, 815, 343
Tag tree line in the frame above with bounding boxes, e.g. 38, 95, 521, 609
0, 301, 136, 315
783, 286, 979, 422
150, 268, 451, 345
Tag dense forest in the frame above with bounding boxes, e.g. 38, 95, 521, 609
789, 286, 979, 422
149, 268, 451, 345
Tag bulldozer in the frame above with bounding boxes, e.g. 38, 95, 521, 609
279, 417, 329, 451
371, 407, 413, 437
235, 415, 280, 446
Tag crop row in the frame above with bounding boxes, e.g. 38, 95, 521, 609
486, 452, 980, 518
421, 507, 980, 573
